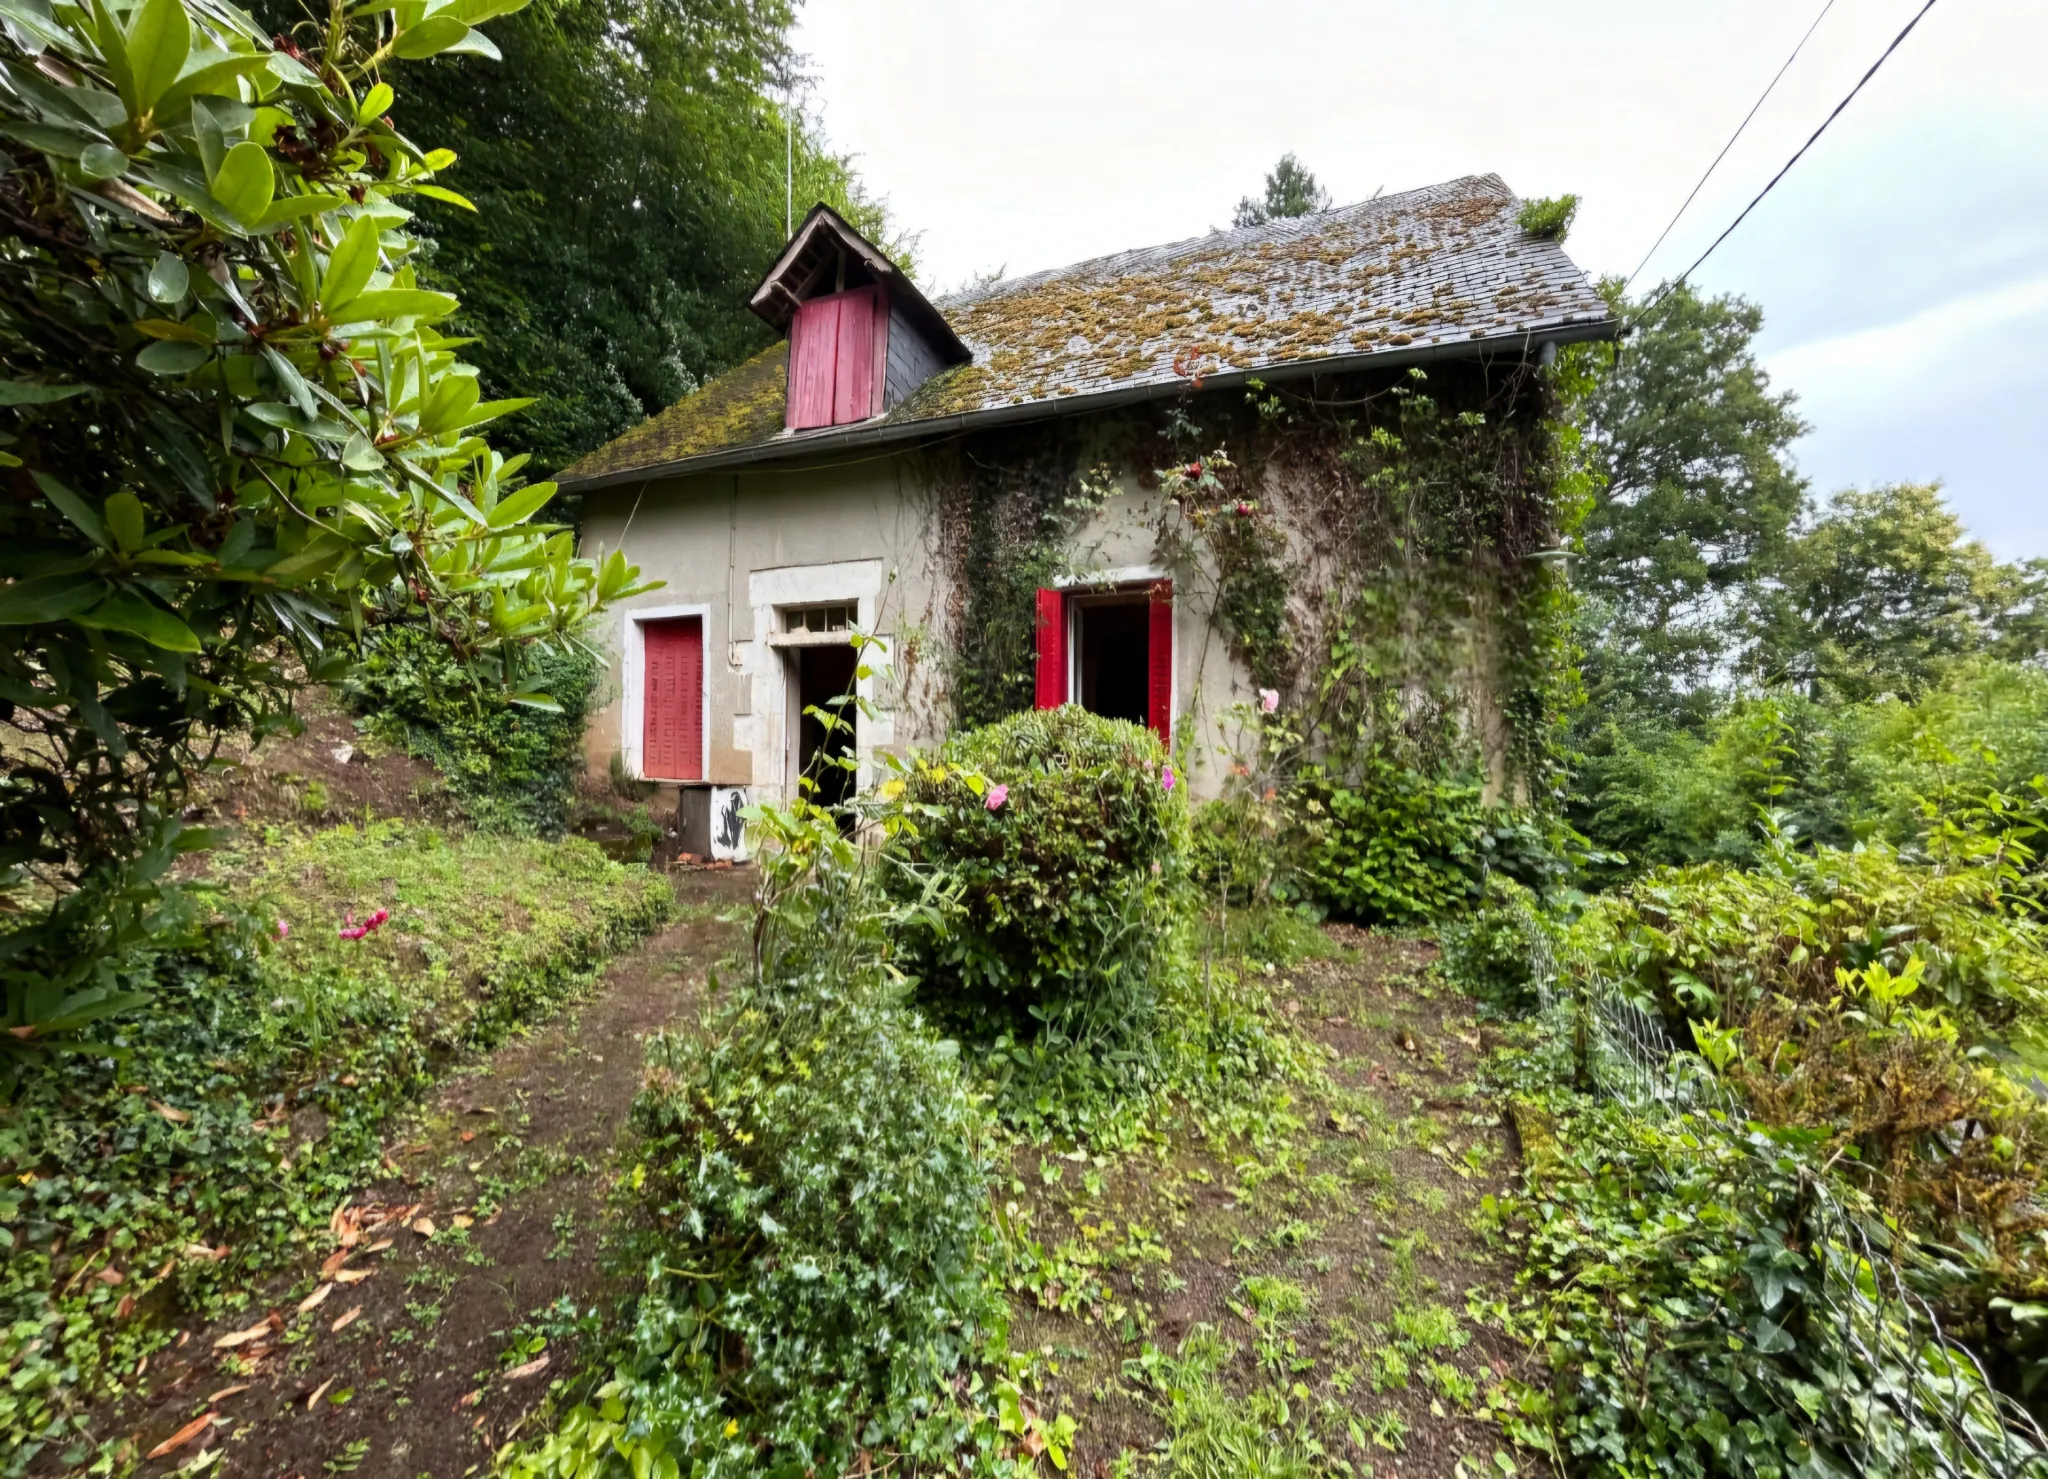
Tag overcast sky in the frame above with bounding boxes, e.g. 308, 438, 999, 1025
791, 0, 2047, 559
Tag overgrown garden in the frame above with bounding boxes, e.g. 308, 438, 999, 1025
4, 9, 2046, 1471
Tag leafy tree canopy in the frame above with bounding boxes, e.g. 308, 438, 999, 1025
261, 0, 901, 474
1574, 280, 1809, 720
1232, 152, 1331, 228
1747, 481, 2046, 702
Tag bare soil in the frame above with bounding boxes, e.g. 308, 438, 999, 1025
112, 870, 753, 1479
1009, 927, 1525, 1478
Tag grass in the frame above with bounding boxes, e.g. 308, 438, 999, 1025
0, 820, 672, 1475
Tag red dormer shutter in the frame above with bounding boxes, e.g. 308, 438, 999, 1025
788, 285, 888, 430
787, 295, 840, 430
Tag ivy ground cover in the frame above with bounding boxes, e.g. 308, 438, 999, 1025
1, 820, 674, 1473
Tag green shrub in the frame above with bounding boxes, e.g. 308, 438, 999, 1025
1564, 839, 2048, 1416
0, 823, 671, 1474
341, 622, 601, 835
1437, 876, 1556, 1013
887, 706, 1189, 1072
1304, 758, 1489, 925
1501, 1083, 2039, 1478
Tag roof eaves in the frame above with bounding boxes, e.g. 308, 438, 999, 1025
558, 313, 1619, 492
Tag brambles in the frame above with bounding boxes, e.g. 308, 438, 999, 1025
342, 622, 600, 834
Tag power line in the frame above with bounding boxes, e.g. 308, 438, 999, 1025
1624, 0, 1838, 294
1635, 0, 1942, 321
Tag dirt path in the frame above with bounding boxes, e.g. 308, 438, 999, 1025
1010, 927, 1526, 1478
115, 870, 753, 1479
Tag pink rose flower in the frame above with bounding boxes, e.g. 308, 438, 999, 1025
275, 918, 291, 942
1160, 762, 1176, 793
1259, 688, 1279, 713
985, 783, 1009, 812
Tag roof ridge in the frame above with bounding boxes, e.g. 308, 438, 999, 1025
936, 173, 1512, 311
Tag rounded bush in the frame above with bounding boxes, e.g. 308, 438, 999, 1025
886, 706, 1189, 1033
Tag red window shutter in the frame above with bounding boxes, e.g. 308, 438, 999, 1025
787, 296, 840, 430
1147, 580, 1173, 742
1034, 588, 1067, 709
642, 617, 704, 781
833, 285, 885, 423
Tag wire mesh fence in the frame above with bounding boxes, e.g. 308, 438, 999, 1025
1535, 950, 2048, 1478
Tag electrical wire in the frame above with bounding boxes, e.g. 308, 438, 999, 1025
1623, 0, 1838, 294
1634, 0, 1942, 322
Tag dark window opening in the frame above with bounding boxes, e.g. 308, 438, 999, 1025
1076, 598, 1150, 726
796, 644, 859, 813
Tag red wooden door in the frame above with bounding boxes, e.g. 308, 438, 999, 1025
1147, 580, 1173, 742
1034, 587, 1067, 708
642, 617, 704, 781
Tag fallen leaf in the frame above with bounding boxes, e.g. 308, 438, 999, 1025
319, 1250, 348, 1279
144, 1411, 216, 1460
365, 1238, 393, 1254
152, 1101, 192, 1124
504, 1354, 550, 1381
450, 1215, 474, 1230
339, 1074, 358, 1087
116, 1293, 135, 1319
305, 1376, 335, 1411
214, 1319, 274, 1350
185, 1243, 223, 1262
330, 1305, 362, 1333
297, 1283, 333, 1313
459, 1131, 476, 1144
458, 1389, 484, 1408
334, 1268, 373, 1285
411, 1218, 437, 1239
95, 1267, 123, 1286
206, 1384, 251, 1403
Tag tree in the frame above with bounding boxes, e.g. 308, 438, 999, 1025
1574, 281, 1809, 722
302, 0, 899, 474
0, 0, 651, 1052
1232, 153, 1331, 228
1747, 482, 2013, 701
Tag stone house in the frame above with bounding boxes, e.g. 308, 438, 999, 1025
560, 175, 1613, 852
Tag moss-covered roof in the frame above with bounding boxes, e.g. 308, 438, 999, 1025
561, 174, 1611, 486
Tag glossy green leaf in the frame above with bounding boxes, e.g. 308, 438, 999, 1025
321, 213, 383, 312
485, 481, 555, 528
391, 15, 470, 59
126, 0, 192, 112
334, 288, 456, 323
76, 590, 202, 651
0, 380, 89, 405
136, 339, 210, 374
80, 142, 127, 180
35, 472, 110, 548
357, 82, 393, 122
104, 491, 145, 553
147, 252, 190, 304
0, 573, 110, 624
210, 139, 274, 224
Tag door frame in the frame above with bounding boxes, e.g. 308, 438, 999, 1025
620, 602, 712, 782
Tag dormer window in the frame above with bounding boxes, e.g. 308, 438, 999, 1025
748, 204, 971, 432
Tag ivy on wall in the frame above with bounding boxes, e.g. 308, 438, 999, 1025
926, 352, 1594, 816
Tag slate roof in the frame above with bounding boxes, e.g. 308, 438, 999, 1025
560, 174, 1613, 488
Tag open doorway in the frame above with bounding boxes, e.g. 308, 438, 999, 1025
1074, 595, 1151, 726
794, 644, 859, 810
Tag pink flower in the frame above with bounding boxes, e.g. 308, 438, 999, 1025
364, 908, 389, 932
1259, 688, 1279, 714
275, 918, 291, 942
1235, 500, 1253, 516
1160, 762, 1176, 793
338, 925, 367, 941
984, 784, 1009, 812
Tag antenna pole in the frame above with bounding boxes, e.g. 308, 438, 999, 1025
785, 84, 793, 238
